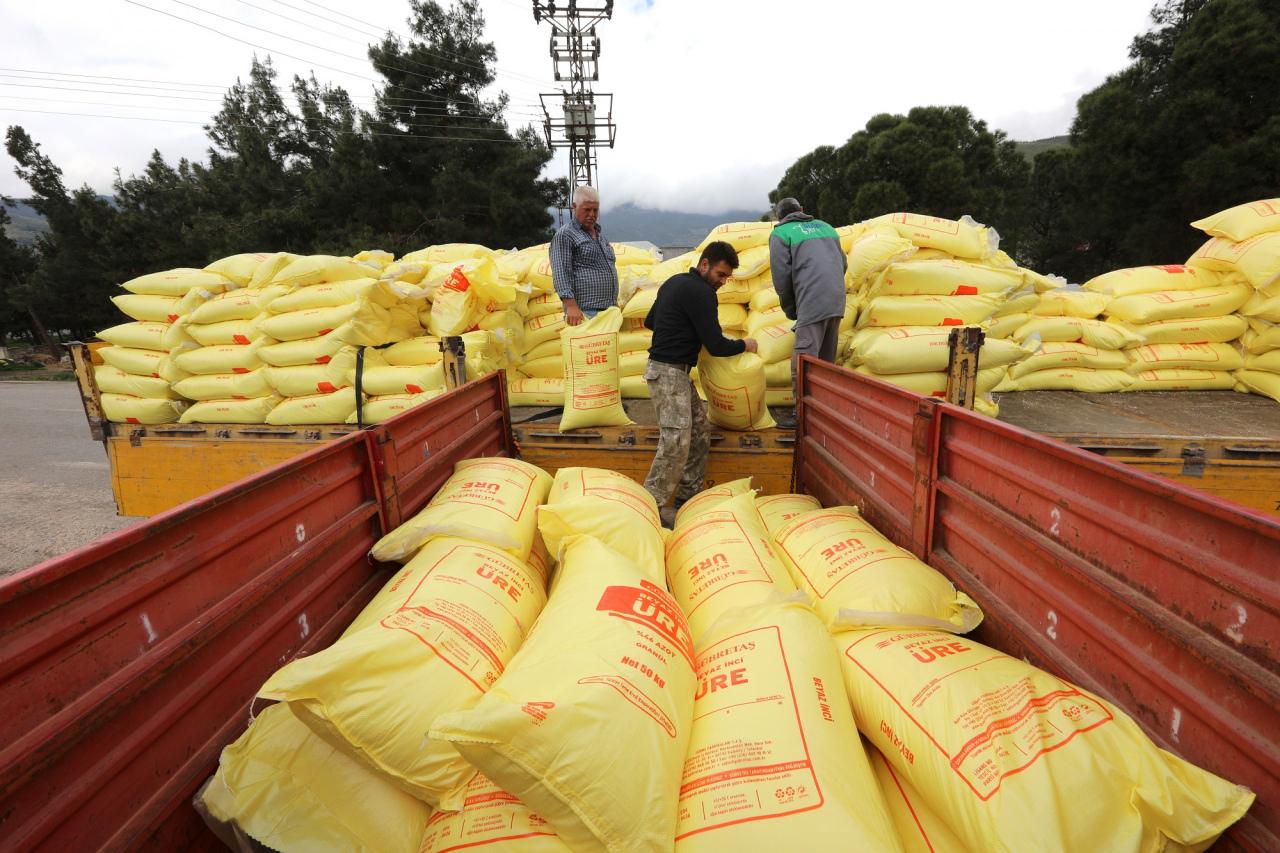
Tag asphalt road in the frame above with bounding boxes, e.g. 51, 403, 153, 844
0, 381, 138, 575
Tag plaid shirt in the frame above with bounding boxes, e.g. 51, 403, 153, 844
549, 218, 619, 311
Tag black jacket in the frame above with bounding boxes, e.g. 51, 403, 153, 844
644, 270, 747, 366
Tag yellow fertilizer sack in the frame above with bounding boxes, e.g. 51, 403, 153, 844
995, 367, 1133, 393
172, 370, 273, 401
349, 390, 443, 424
1008, 341, 1131, 379
519, 355, 565, 380
1126, 342, 1244, 373
1106, 283, 1252, 324
525, 312, 567, 349
1243, 321, 1280, 353
430, 535, 697, 853
836, 222, 866, 253
1032, 288, 1112, 319
697, 351, 775, 431
526, 291, 563, 320
618, 329, 653, 353
650, 251, 698, 284
745, 304, 789, 336
1242, 290, 1280, 323
1245, 350, 1280, 372
717, 302, 747, 331
382, 335, 443, 366
868, 744, 968, 853
696, 221, 773, 254
1114, 314, 1248, 345
1236, 369, 1280, 402
198, 703, 430, 853
1013, 316, 1144, 349
985, 313, 1028, 339
508, 376, 565, 406
403, 242, 495, 265
772, 506, 982, 632
677, 599, 903, 852
265, 349, 357, 397
189, 290, 267, 325
749, 286, 781, 313
265, 388, 358, 425
1126, 368, 1236, 391
858, 294, 1002, 329
1083, 264, 1219, 297
731, 244, 771, 279
1188, 232, 1280, 290
174, 343, 266, 376
755, 493, 821, 537
97, 321, 168, 351
869, 260, 1022, 298
538, 498, 666, 586
560, 306, 631, 431
674, 477, 754, 527
101, 393, 187, 424
121, 268, 232, 297
765, 386, 796, 407
994, 286, 1040, 317
260, 537, 546, 808
755, 323, 796, 363
854, 365, 1005, 398
180, 395, 281, 424
847, 226, 917, 291
664, 491, 795, 641
836, 627, 1254, 852
865, 212, 997, 259
270, 254, 380, 288
371, 457, 552, 563
203, 252, 271, 287
358, 363, 445, 396
848, 326, 1030, 375
421, 773, 569, 852
186, 317, 266, 348
1191, 198, 1280, 242
764, 358, 793, 386
98, 345, 165, 377
613, 242, 656, 266
111, 293, 181, 323
261, 301, 390, 343
94, 365, 177, 399
246, 252, 298, 289
620, 374, 650, 398
267, 277, 398, 313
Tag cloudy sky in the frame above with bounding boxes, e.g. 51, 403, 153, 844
0, 0, 1156, 213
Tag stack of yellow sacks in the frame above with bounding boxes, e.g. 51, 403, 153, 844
1076, 264, 1248, 391
257, 254, 420, 425
168, 253, 298, 424
843, 214, 1033, 416
96, 266, 239, 424
1185, 199, 1280, 403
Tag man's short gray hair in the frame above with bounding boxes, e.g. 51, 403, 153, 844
573, 185, 599, 205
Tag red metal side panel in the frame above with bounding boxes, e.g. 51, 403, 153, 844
0, 432, 387, 852
792, 361, 1280, 851
795, 358, 934, 555
374, 373, 514, 527
929, 404, 1280, 852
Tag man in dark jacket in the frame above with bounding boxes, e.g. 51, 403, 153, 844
643, 241, 758, 526
768, 197, 847, 427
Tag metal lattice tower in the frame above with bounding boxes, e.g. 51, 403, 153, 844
532, 1, 617, 221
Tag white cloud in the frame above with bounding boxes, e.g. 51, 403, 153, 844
0, 0, 1157, 214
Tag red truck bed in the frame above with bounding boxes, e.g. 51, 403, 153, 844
0, 366, 1276, 850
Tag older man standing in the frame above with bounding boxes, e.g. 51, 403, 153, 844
768, 197, 847, 428
549, 186, 618, 325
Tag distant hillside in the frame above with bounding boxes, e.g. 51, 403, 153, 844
601, 202, 766, 247
1016, 135, 1070, 161
2, 199, 48, 246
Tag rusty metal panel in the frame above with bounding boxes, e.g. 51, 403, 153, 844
373, 373, 513, 527
0, 432, 388, 851
928, 404, 1280, 852
794, 359, 934, 556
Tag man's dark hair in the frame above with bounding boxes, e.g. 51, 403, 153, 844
699, 240, 739, 269
774, 197, 803, 220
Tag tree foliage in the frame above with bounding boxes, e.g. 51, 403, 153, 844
1, 0, 561, 343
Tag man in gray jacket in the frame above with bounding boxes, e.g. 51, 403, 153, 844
768, 197, 847, 427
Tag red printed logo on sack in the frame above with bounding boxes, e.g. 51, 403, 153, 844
443, 266, 471, 292
596, 580, 695, 669
521, 701, 555, 725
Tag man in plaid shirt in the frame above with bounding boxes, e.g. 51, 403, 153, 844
549, 185, 618, 325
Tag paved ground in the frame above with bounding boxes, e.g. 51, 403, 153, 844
0, 381, 138, 575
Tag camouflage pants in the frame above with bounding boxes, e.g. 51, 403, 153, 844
643, 360, 710, 521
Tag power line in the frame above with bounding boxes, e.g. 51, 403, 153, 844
235, 0, 354, 44
0, 106, 538, 143
124, 1, 545, 116
296, 0, 386, 36
0, 67, 225, 91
